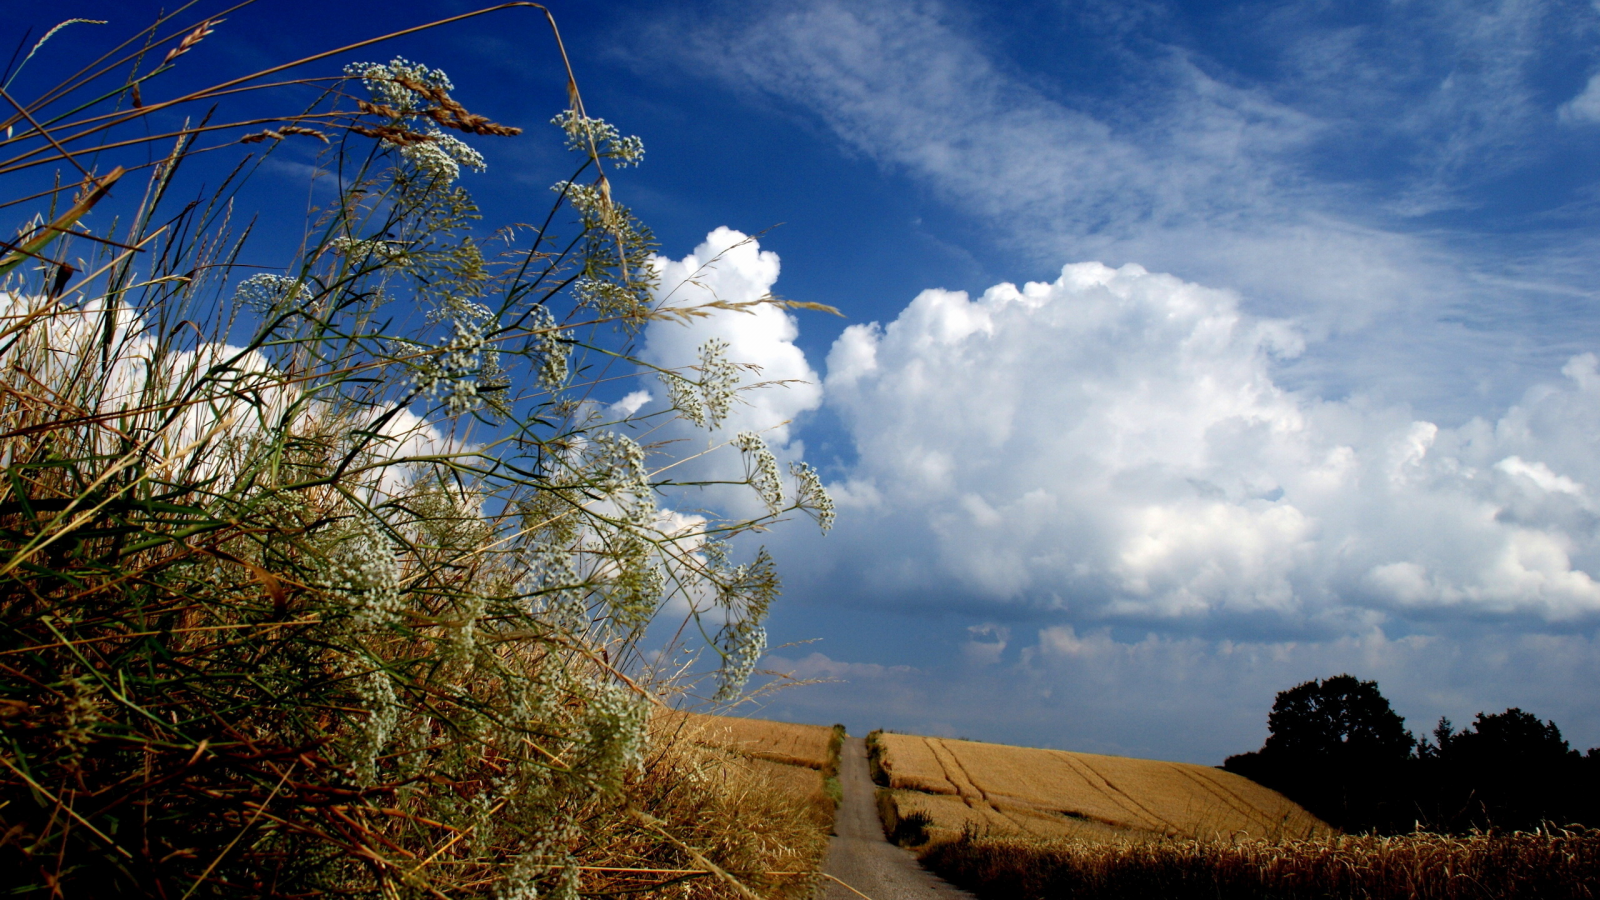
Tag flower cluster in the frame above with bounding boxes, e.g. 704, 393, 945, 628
317, 514, 401, 626
400, 128, 486, 183
233, 272, 303, 314
345, 57, 453, 115
346, 58, 487, 185
447, 591, 487, 661
791, 461, 836, 533
525, 303, 570, 391
550, 181, 615, 229
523, 550, 587, 635
329, 235, 412, 268
661, 338, 739, 429
704, 544, 780, 704
590, 432, 654, 526
580, 679, 649, 790
713, 619, 768, 705
736, 431, 784, 514
411, 300, 496, 414
352, 665, 399, 785
550, 109, 644, 167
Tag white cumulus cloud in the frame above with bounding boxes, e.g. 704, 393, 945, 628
641, 228, 825, 515
813, 261, 1600, 625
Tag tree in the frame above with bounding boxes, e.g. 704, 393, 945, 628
1439, 708, 1573, 765
1419, 708, 1589, 831
1224, 674, 1415, 832
1263, 674, 1416, 763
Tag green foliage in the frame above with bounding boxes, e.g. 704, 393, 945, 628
0, 10, 831, 898
1262, 674, 1415, 762
1228, 677, 1600, 833
865, 728, 888, 786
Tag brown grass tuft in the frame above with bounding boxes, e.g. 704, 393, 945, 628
565, 713, 835, 899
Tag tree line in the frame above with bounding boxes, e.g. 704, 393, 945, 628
1223, 674, 1600, 833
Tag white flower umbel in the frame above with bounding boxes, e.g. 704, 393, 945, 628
352, 665, 400, 785
735, 431, 784, 515
550, 109, 644, 168
659, 338, 739, 429
345, 57, 453, 115
580, 679, 649, 791
526, 303, 570, 391
317, 514, 402, 626
790, 460, 836, 534
411, 305, 492, 414
233, 273, 303, 314
713, 619, 767, 705
399, 128, 486, 183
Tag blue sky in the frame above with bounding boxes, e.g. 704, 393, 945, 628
15, 0, 1600, 762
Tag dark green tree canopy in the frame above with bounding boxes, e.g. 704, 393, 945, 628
1262, 673, 1415, 761
1438, 707, 1574, 764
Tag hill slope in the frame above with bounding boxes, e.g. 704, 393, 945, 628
873, 732, 1328, 844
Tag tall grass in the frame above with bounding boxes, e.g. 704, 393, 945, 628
0, 5, 831, 897
922, 828, 1600, 900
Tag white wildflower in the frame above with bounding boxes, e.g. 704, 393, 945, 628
447, 592, 487, 661
234, 273, 303, 313
550, 110, 644, 167
523, 549, 588, 635
412, 306, 492, 414
331, 235, 411, 268
790, 461, 836, 534
353, 665, 399, 785
735, 431, 783, 514
399, 129, 486, 183
582, 679, 648, 788
526, 304, 570, 390
713, 619, 767, 704
319, 514, 401, 626
659, 338, 738, 429
345, 57, 453, 115
590, 432, 654, 525
698, 338, 738, 428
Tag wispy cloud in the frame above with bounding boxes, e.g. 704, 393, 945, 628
657, 0, 1600, 418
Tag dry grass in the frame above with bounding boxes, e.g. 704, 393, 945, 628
570, 717, 836, 899
876, 733, 1327, 842
671, 712, 840, 770
920, 828, 1600, 900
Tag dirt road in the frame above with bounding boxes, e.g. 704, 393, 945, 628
816, 738, 976, 900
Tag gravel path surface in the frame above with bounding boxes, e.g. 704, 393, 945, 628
816, 738, 976, 900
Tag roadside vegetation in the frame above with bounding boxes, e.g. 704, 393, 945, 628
0, 6, 833, 898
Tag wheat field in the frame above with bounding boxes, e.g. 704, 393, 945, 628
670, 711, 840, 770
922, 829, 1600, 900
876, 733, 1327, 843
